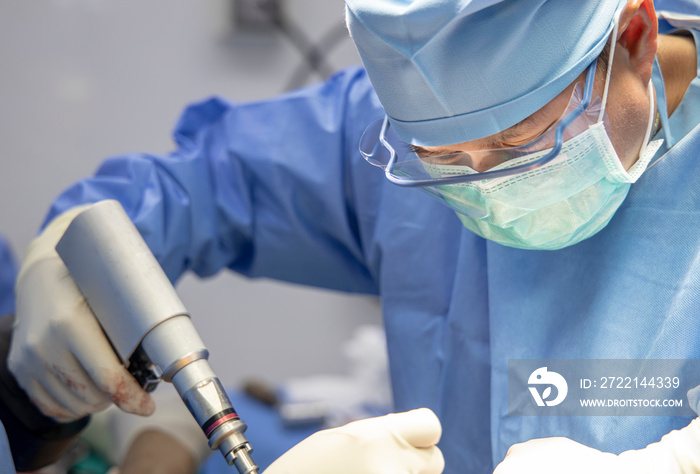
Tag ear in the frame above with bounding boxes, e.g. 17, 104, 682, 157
616, 0, 658, 83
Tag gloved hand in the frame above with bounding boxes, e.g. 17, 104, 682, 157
494, 418, 700, 474
264, 408, 444, 474
10, 204, 155, 421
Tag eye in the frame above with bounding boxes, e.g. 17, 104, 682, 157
422, 152, 473, 166
410, 145, 447, 159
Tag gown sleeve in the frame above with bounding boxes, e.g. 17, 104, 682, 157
43, 67, 385, 294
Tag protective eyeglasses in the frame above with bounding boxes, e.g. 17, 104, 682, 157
359, 59, 600, 187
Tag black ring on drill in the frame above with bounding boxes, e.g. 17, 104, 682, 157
202, 408, 239, 436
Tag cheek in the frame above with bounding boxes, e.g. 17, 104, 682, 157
605, 87, 652, 170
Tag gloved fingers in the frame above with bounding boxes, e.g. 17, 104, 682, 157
71, 353, 155, 417
687, 385, 700, 414
398, 445, 445, 474
40, 362, 111, 417
495, 438, 553, 474
67, 314, 155, 417
265, 413, 444, 474
6, 345, 98, 420
88, 364, 155, 416
425, 446, 446, 474
9, 347, 112, 419
495, 437, 622, 474
497, 437, 564, 469
385, 408, 442, 448
28, 380, 82, 422
96, 366, 155, 416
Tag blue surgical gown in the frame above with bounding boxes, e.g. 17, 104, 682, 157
42, 22, 700, 474
0, 236, 16, 474
0, 236, 16, 318
0, 420, 15, 474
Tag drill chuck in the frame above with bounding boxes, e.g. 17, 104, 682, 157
173, 359, 259, 473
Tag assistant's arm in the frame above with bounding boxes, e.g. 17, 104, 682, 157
11, 67, 387, 421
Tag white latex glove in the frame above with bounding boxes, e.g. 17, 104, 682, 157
494, 418, 700, 474
10, 204, 155, 421
264, 408, 444, 474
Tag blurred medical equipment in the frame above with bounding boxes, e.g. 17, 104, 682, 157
230, 0, 349, 91
279, 324, 392, 427
55, 200, 259, 474
244, 324, 392, 429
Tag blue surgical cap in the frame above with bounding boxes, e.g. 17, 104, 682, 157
345, 0, 627, 146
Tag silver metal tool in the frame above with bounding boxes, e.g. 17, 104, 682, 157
55, 200, 259, 474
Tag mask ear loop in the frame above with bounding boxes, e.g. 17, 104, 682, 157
626, 83, 664, 178
651, 58, 673, 146
644, 60, 672, 172
597, 11, 620, 123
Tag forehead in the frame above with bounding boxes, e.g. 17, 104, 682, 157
415, 68, 590, 153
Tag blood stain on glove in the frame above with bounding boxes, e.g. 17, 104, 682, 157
51, 364, 87, 392
107, 373, 155, 416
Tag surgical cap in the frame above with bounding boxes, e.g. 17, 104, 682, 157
345, 0, 627, 146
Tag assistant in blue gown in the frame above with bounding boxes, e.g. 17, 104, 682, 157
39, 11, 700, 474
0, 236, 16, 318
0, 235, 17, 474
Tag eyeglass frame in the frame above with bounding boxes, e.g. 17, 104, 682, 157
377, 58, 599, 188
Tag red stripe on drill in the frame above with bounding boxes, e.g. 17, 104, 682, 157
205, 412, 239, 437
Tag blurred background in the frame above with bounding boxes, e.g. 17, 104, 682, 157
0, 0, 382, 388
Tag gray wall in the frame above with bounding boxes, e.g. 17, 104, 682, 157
0, 0, 381, 386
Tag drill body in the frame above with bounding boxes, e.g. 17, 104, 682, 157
56, 200, 259, 474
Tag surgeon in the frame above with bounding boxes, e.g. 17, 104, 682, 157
9, 0, 700, 472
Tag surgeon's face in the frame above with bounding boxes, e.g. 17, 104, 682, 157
415, 45, 653, 173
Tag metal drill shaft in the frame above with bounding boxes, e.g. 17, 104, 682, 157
231, 447, 259, 474
172, 360, 259, 473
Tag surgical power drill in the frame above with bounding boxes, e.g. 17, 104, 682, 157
55, 200, 259, 474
